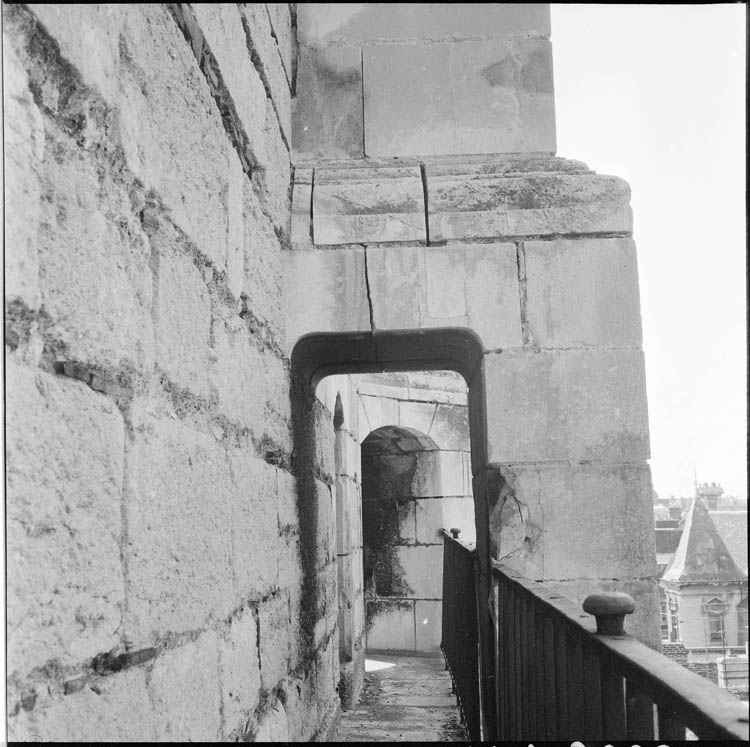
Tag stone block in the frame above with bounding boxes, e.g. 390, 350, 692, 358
412, 450, 469, 498
256, 703, 290, 742
293, 44, 363, 159
297, 3, 550, 43
414, 600, 442, 652
7, 668, 157, 742
313, 166, 426, 245
492, 462, 657, 582
239, 3, 291, 145
258, 591, 291, 689
363, 43, 453, 157
154, 230, 211, 397
398, 399, 437, 438
366, 243, 522, 348
359, 395, 400, 441
366, 600, 416, 651
398, 501, 417, 544
396, 546, 444, 599
245, 195, 284, 344
124, 416, 234, 642
484, 349, 650, 463
415, 496, 475, 545
465, 243, 523, 349
260, 99, 292, 231
427, 167, 633, 241
148, 633, 222, 742
228, 450, 280, 599
452, 38, 555, 154
336, 476, 359, 554
226, 148, 245, 300
428, 404, 471, 451
277, 468, 299, 530
5, 361, 125, 676
290, 168, 313, 248
3, 39, 44, 309
265, 3, 293, 83
524, 238, 643, 347
219, 607, 261, 738
191, 3, 270, 164
283, 248, 370, 354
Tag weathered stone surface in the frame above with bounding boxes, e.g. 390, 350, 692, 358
226, 148, 245, 300
149, 633, 222, 741
484, 349, 650, 463
524, 237, 643, 347
260, 99, 292, 230
297, 3, 550, 43
452, 38, 555, 154
277, 468, 299, 530
243, 181, 284, 336
265, 2, 293, 83
210, 315, 291, 449
5, 362, 125, 676
493, 462, 656, 581
396, 546, 443, 598
124, 416, 234, 641
363, 38, 554, 156
415, 496, 475, 545
313, 166, 426, 245
428, 404, 471, 451
412, 450, 471, 498
219, 608, 261, 739
228, 450, 280, 599
3, 39, 44, 309
290, 167, 314, 248
359, 395, 400, 442
366, 243, 522, 348
283, 248, 370, 353
427, 168, 633, 241
363, 43, 453, 157
293, 45, 363, 159
256, 702, 290, 742
7, 668, 157, 742
398, 400, 437, 440
258, 592, 291, 689
414, 600, 442, 651
191, 3, 270, 165
239, 3, 291, 145
367, 600, 416, 651
154, 230, 211, 397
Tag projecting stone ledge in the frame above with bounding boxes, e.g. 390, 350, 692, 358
289, 155, 632, 247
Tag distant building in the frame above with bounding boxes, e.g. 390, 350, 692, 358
659, 495, 748, 694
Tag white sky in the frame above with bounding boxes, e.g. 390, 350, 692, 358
551, 4, 747, 500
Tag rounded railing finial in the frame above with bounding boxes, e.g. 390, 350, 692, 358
449, 527, 461, 539
582, 592, 635, 635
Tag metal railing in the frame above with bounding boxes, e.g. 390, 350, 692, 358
440, 529, 481, 741
439, 529, 749, 742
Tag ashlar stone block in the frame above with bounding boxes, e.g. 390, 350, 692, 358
5, 361, 125, 676
124, 416, 234, 642
293, 45, 364, 159
427, 166, 633, 241
415, 496, 476, 545
414, 600, 442, 652
258, 591, 291, 689
283, 248, 370, 354
395, 546, 443, 598
219, 607, 261, 738
148, 633, 222, 742
313, 165, 426, 245
524, 237, 644, 347
366, 600, 416, 651
492, 462, 656, 582
484, 349, 650, 463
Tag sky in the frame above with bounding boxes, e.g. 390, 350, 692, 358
551, 4, 747, 500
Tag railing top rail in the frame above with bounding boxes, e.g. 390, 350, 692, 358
440, 528, 476, 555
493, 561, 750, 741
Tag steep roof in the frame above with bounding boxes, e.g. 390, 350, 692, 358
709, 510, 748, 574
662, 496, 747, 585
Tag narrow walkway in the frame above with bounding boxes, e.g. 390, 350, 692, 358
335, 652, 468, 742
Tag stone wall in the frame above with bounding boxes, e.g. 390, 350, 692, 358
4, 3, 338, 741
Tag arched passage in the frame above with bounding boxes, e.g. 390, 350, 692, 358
290, 328, 496, 721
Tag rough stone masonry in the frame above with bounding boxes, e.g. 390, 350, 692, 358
4, 3, 659, 742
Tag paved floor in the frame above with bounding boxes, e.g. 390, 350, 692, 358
335, 652, 468, 742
